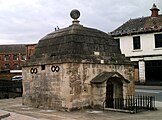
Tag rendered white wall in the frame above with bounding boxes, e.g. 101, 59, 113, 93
116, 32, 162, 57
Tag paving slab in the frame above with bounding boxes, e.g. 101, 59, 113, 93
0, 110, 10, 119
0, 97, 162, 120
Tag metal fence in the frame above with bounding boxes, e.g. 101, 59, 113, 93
0, 80, 22, 99
104, 95, 157, 113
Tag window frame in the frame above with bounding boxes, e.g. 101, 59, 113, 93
133, 36, 141, 50
114, 38, 120, 48
154, 34, 162, 48
4, 55, 10, 61
13, 54, 18, 60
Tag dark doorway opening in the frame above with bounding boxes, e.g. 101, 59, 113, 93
145, 60, 162, 83
106, 80, 114, 108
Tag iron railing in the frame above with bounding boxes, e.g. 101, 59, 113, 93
103, 95, 157, 113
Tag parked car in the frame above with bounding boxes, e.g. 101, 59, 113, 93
11, 75, 23, 81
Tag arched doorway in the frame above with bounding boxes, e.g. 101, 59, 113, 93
91, 72, 130, 108
106, 80, 114, 108
105, 77, 123, 108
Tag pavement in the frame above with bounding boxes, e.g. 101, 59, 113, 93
135, 85, 162, 90
0, 110, 10, 119
0, 97, 162, 120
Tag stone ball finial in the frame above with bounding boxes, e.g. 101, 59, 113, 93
70, 9, 80, 20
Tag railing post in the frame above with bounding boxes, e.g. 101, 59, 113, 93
153, 96, 155, 110
150, 96, 153, 110
125, 97, 127, 110
103, 99, 105, 111
147, 96, 150, 109
135, 98, 137, 113
137, 96, 139, 112
143, 96, 145, 108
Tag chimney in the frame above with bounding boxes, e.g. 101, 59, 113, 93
150, 3, 159, 17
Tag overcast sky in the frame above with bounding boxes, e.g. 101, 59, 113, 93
0, 0, 161, 45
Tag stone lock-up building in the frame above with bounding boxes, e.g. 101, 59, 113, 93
22, 10, 135, 110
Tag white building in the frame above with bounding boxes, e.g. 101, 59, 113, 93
111, 4, 162, 84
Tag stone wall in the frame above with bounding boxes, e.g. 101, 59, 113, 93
0, 80, 22, 99
22, 63, 134, 110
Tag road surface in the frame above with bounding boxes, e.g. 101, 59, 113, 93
135, 85, 162, 107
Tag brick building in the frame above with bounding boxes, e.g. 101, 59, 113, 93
0, 44, 26, 71
0, 44, 37, 80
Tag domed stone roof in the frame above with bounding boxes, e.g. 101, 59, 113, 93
27, 10, 130, 65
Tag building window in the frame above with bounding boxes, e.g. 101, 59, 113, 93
114, 38, 120, 48
13, 55, 18, 60
22, 55, 26, 60
4, 55, 10, 61
133, 36, 141, 50
5, 63, 10, 69
41, 65, 45, 70
155, 34, 162, 48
